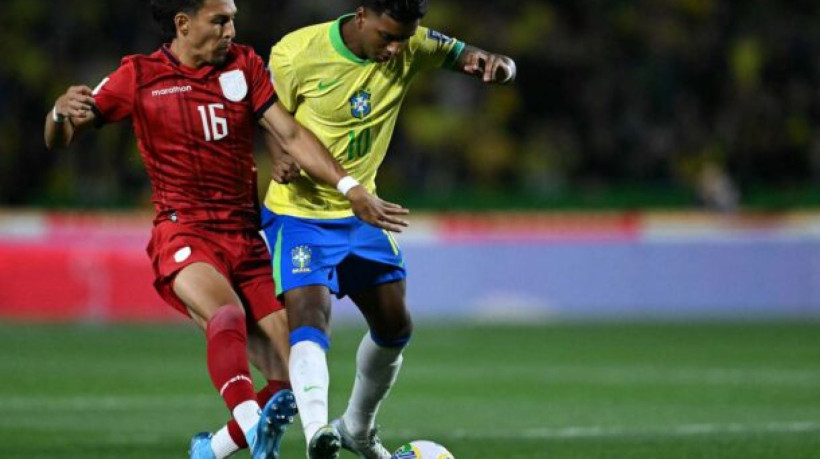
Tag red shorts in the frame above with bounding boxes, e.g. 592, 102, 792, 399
147, 221, 283, 322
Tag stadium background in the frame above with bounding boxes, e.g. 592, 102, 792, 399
6, 0, 820, 210
1, 1, 820, 458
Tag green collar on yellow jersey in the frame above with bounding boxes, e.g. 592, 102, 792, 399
330, 14, 372, 65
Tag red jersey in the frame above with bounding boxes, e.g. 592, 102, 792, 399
92, 44, 276, 230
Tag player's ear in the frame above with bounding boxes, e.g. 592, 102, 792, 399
354, 6, 367, 28
175, 12, 190, 36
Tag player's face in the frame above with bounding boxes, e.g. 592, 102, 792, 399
358, 8, 418, 63
183, 0, 237, 65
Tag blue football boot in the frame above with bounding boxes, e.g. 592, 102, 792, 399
189, 432, 216, 459
249, 389, 299, 459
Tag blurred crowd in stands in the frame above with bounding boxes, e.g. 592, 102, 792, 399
2, 0, 819, 210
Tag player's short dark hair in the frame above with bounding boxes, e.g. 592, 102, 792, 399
150, 0, 207, 40
361, 0, 428, 22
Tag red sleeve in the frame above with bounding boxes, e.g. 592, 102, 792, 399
92, 59, 135, 125
247, 50, 277, 119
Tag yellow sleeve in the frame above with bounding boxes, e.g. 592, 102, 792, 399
410, 25, 466, 72
269, 40, 299, 113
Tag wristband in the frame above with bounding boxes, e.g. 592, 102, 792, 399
336, 176, 360, 196
52, 106, 66, 124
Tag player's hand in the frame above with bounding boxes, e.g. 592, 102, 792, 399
271, 151, 302, 184
464, 52, 516, 84
346, 185, 410, 233
55, 86, 96, 120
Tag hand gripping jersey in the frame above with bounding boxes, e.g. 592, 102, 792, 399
264, 15, 465, 219
93, 44, 277, 230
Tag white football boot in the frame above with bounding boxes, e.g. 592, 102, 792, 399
330, 418, 391, 459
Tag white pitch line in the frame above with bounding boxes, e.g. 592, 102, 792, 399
0, 395, 215, 410
434, 421, 820, 440
2, 397, 818, 442
407, 365, 820, 387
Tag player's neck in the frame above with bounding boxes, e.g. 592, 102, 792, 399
169, 40, 206, 69
340, 16, 367, 60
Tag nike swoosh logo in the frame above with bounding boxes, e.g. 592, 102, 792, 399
303, 385, 323, 392
317, 79, 342, 91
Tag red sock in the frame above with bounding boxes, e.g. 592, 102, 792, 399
228, 380, 292, 448
206, 305, 256, 412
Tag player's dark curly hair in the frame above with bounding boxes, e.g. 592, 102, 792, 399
361, 0, 428, 22
150, 0, 207, 40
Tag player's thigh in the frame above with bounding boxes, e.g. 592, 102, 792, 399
349, 280, 413, 340
149, 221, 243, 326
341, 222, 410, 338
173, 262, 243, 323
284, 285, 334, 334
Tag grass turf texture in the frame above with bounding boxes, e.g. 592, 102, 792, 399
0, 322, 818, 458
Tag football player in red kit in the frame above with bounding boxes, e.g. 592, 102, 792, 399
43, 1, 409, 458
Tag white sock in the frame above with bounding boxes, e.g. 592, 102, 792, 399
290, 340, 330, 445
342, 333, 404, 438
232, 400, 261, 444
210, 425, 239, 459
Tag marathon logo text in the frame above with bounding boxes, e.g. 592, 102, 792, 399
151, 85, 192, 97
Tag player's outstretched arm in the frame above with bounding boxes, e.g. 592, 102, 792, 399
44, 85, 97, 150
260, 103, 410, 232
457, 45, 517, 85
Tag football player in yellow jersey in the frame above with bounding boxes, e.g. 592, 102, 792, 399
196, 1, 515, 458
265, 1, 515, 458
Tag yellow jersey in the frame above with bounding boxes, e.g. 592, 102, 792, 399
264, 15, 465, 218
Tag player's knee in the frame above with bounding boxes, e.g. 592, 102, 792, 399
290, 326, 331, 351
206, 304, 246, 337
375, 313, 413, 348
371, 329, 412, 349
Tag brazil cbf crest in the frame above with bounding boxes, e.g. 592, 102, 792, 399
350, 89, 372, 119
391, 440, 454, 459
219, 69, 248, 102
291, 245, 312, 274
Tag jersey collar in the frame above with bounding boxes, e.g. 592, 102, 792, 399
160, 44, 184, 66
330, 14, 372, 65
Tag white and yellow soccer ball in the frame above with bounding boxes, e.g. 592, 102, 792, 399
391, 440, 454, 459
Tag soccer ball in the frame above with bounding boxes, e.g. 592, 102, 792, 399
391, 440, 454, 459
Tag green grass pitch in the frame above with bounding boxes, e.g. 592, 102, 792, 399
0, 321, 819, 458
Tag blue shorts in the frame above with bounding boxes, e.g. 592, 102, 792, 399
261, 207, 406, 298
